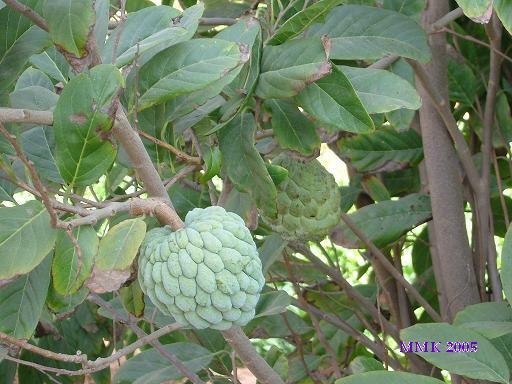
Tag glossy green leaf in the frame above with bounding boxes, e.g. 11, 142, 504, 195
455, 0, 492, 21
0, 0, 50, 90
113, 342, 213, 384
218, 113, 277, 218
43, 0, 95, 57
339, 128, 423, 173
199, 146, 222, 183
103, 5, 201, 67
340, 66, 421, 113
266, 99, 320, 156
54, 64, 123, 187
401, 323, 509, 383
296, 65, 373, 133
137, 38, 245, 111
309, 5, 430, 62
96, 218, 147, 271
268, 0, 343, 45
0, 201, 57, 280
52, 226, 98, 295
332, 194, 431, 248
362, 175, 390, 202
255, 37, 330, 99
502, 224, 512, 306
0, 255, 51, 339
495, 0, 512, 36
336, 371, 444, 384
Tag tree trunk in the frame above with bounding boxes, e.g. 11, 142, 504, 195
415, 0, 480, 321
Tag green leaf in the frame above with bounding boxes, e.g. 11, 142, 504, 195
0, 201, 57, 280
54, 64, 123, 187
339, 128, 423, 173
348, 356, 384, 373
96, 218, 146, 271
340, 66, 421, 113
0, 255, 51, 339
43, 0, 95, 57
255, 290, 291, 318
336, 371, 444, 384
309, 5, 430, 62
113, 342, 213, 384
15, 67, 53, 91
448, 59, 478, 106
296, 65, 373, 133
218, 113, 277, 218
386, 59, 416, 131
52, 226, 98, 295
266, 164, 289, 186
136, 38, 245, 111
30, 48, 69, 83
362, 175, 390, 202
21, 127, 63, 184
95, 0, 110, 50
103, 5, 201, 67
200, 146, 222, 183
259, 233, 287, 274
495, 0, 512, 36
454, 302, 512, 339
0, 5, 51, 91
332, 193, 431, 248
401, 323, 509, 383
267, 0, 343, 45
455, 0, 492, 21
266, 99, 320, 156
502, 224, 512, 306
383, 0, 425, 19
255, 37, 330, 99
120, 280, 145, 317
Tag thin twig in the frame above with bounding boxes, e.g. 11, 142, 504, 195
339, 211, 442, 322
137, 129, 201, 164
88, 294, 205, 384
0, 123, 62, 228
2, 0, 48, 31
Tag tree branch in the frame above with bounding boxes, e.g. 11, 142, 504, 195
137, 129, 201, 164
481, 15, 503, 301
221, 326, 285, 384
88, 294, 204, 384
3, 0, 48, 31
369, 7, 463, 70
338, 211, 442, 322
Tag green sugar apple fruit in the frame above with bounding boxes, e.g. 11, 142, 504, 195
138, 206, 265, 330
261, 154, 341, 240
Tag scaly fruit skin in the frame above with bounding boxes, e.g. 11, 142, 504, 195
138, 206, 265, 330
262, 154, 341, 240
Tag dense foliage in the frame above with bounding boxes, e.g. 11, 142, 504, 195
1, 0, 512, 383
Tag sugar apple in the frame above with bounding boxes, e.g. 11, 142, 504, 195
261, 154, 341, 240
138, 206, 265, 330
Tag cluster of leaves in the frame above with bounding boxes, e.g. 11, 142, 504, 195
1, 0, 512, 383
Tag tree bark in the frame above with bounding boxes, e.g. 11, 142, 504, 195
415, 0, 480, 321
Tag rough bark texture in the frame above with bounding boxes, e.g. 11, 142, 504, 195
415, 0, 479, 321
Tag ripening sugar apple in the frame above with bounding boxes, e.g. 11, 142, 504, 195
138, 206, 265, 330
261, 154, 341, 240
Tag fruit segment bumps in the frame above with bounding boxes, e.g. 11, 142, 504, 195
262, 154, 341, 240
138, 206, 265, 330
